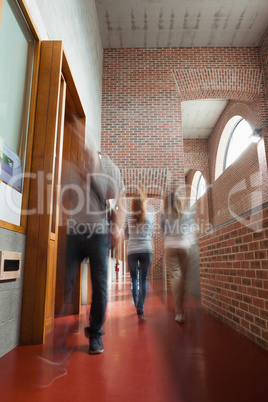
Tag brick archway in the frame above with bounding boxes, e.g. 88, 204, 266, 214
120, 167, 170, 197
173, 68, 264, 101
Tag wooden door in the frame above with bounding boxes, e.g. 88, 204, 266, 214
20, 41, 86, 345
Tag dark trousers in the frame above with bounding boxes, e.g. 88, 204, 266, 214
66, 233, 108, 337
127, 252, 152, 315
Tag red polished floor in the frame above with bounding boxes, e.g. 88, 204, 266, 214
0, 275, 268, 402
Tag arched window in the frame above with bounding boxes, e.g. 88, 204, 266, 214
215, 116, 254, 180
196, 173, 206, 200
190, 171, 206, 206
223, 118, 252, 170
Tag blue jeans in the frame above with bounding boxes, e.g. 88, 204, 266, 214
66, 233, 108, 337
127, 252, 152, 315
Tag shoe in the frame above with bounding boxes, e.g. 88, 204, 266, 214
175, 313, 184, 323
89, 336, 104, 354
84, 327, 105, 339
138, 313, 147, 323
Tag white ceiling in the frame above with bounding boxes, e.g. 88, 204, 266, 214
95, 0, 268, 140
95, 0, 268, 48
181, 99, 229, 139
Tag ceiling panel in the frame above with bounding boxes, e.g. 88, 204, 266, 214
95, 0, 268, 48
182, 99, 229, 139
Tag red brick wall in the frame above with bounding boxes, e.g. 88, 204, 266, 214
261, 32, 268, 106
184, 100, 268, 349
184, 139, 209, 174
101, 49, 186, 188
199, 205, 268, 350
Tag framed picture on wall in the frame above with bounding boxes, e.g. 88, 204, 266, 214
0, 141, 22, 192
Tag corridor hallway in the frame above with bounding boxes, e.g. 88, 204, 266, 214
0, 274, 267, 402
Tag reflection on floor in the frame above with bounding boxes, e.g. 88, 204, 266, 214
0, 274, 268, 402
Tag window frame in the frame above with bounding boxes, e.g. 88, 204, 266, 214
0, 0, 40, 233
223, 117, 252, 172
190, 170, 206, 206
196, 173, 206, 201
223, 118, 242, 171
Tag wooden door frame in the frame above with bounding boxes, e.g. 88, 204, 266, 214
20, 41, 86, 345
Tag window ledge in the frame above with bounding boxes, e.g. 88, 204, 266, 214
0, 220, 26, 234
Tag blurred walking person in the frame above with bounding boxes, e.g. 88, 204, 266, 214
125, 192, 155, 322
161, 191, 196, 323
62, 148, 125, 354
